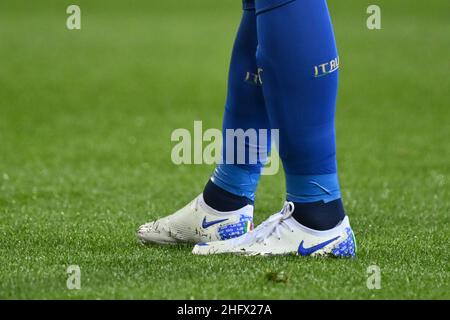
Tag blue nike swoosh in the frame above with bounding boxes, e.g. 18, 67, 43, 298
202, 217, 229, 229
298, 236, 340, 256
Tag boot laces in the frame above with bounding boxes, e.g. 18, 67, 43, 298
234, 202, 295, 246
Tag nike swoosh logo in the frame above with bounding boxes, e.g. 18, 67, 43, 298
202, 217, 229, 229
298, 236, 340, 256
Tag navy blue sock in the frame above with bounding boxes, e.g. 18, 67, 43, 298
203, 180, 253, 212
291, 199, 346, 231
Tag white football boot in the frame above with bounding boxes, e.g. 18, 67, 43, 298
137, 194, 254, 245
192, 202, 356, 257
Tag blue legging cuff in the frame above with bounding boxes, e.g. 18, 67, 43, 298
286, 173, 341, 203
211, 164, 260, 201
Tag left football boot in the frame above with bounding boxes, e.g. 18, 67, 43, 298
137, 194, 253, 245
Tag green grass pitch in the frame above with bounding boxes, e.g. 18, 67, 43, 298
0, 0, 448, 299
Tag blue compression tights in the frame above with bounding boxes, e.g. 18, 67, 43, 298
211, 0, 341, 204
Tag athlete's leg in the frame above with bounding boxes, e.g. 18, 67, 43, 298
203, 0, 270, 212
193, 0, 356, 257
137, 1, 268, 244
255, 0, 345, 230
